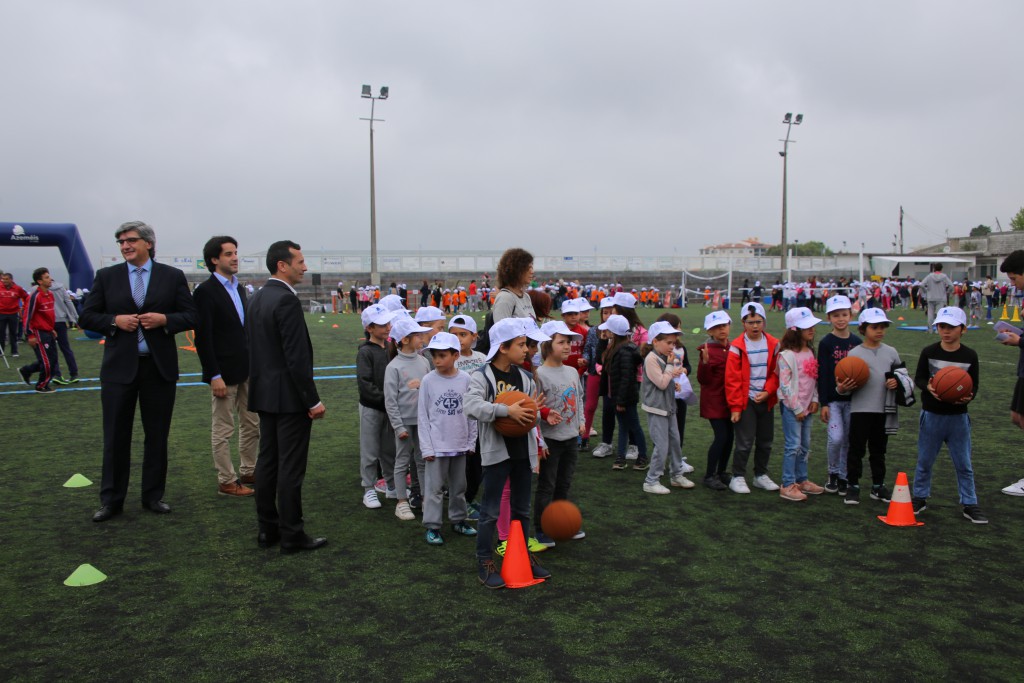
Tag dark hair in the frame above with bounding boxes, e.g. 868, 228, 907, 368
857, 321, 890, 335
203, 236, 238, 273
602, 330, 630, 366
933, 263, 943, 272
32, 267, 49, 284
266, 240, 301, 274
115, 221, 156, 258
613, 305, 643, 331
528, 289, 551, 320
656, 312, 681, 328
1001, 250, 1024, 276
496, 248, 534, 289
779, 327, 814, 354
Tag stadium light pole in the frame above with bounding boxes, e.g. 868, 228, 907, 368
361, 84, 389, 288
779, 112, 803, 274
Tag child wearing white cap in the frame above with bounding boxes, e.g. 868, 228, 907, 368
601, 314, 648, 470
357, 304, 399, 509
639, 320, 693, 493
586, 297, 618, 456
776, 308, 825, 501
817, 295, 862, 495
385, 317, 435, 520
697, 310, 733, 490
449, 315, 486, 374
839, 307, 901, 505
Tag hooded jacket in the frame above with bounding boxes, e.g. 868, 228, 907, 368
725, 332, 780, 413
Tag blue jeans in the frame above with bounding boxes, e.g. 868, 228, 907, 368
780, 405, 812, 487
476, 457, 532, 560
913, 411, 977, 505
615, 404, 647, 459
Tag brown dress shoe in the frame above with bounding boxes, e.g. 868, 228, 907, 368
239, 473, 256, 485
218, 481, 255, 497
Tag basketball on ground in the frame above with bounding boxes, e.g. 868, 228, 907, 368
541, 500, 583, 542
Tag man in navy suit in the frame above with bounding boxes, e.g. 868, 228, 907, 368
80, 221, 198, 522
194, 236, 259, 498
247, 241, 327, 553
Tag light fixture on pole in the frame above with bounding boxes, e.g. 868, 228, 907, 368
361, 84, 389, 288
779, 112, 803, 273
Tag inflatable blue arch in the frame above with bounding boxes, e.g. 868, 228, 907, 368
0, 222, 94, 292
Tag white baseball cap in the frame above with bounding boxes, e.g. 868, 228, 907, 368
378, 294, 408, 313
560, 298, 580, 314
361, 304, 398, 329
426, 331, 461, 352
519, 317, 552, 342
784, 307, 822, 330
857, 307, 891, 325
934, 306, 967, 327
540, 320, 582, 340
825, 294, 853, 314
414, 306, 446, 323
599, 297, 617, 309
486, 317, 528, 361
613, 292, 637, 309
390, 317, 433, 343
598, 314, 630, 336
575, 298, 594, 312
740, 302, 767, 320
648, 320, 682, 338
447, 315, 478, 334
704, 310, 732, 330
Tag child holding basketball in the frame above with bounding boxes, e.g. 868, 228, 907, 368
533, 320, 586, 545
816, 295, 862, 495
910, 306, 987, 523
776, 307, 825, 502
697, 310, 733, 490
838, 307, 900, 506
465, 317, 549, 589
639, 320, 693, 494
602, 314, 648, 471
385, 317, 434, 521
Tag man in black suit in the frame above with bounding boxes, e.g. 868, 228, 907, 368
247, 241, 327, 554
194, 236, 258, 498
79, 221, 197, 522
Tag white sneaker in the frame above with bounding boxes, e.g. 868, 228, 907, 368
395, 501, 415, 520
729, 476, 751, 494
680, 459, 695, 474
385, 486, 398, 499
752, 474, 780, 491
589, 428, 598, 437
1001, 478, 1024, 496
626, 445, 639, 461
670, 474, 696, 489
572, 528, 586, 540
362, 489, 382, 509
643, 481, 671, 495
592, 442, 613, 458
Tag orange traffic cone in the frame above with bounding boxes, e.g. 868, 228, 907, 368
500, 520, 545, 588
877, 472, 924, 527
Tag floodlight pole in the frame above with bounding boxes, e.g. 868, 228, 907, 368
779, 113, 803, 274
361, 85, 389, 288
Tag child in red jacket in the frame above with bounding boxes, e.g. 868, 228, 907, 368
697, 310, 733, 490
724, 302, 781, 494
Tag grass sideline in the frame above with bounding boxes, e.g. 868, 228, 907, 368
2, 303, 1023, 682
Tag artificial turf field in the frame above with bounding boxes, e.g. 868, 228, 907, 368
2, 302, 1023, 682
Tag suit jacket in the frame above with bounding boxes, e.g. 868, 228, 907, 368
247, 279, 320, 414
79, 261, 197, 384
193, 274, 249, 385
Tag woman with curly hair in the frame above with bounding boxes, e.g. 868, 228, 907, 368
492, 247, 536, 322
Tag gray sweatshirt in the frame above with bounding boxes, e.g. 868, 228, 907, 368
920, 271, 952, 303
640, 351, 677, 416
417, 369, 478, 457
384, 351, 432, 434
535, 363, 584, 441
844, 343, 901, 413
464, 364, 539, 468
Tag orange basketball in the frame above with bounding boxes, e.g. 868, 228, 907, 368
493, 390, 538, 438
835, 355, 870, 389
931, 366, 973, 403
540, 500, 583, 542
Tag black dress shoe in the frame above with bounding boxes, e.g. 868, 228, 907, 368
257, 531, 280, 549
92, 506, 122, 523
142, 500, 172, 514
280, 535, 328, 555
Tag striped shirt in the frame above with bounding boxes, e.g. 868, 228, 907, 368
745, 335, 769, 399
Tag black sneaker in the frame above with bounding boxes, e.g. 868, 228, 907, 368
529, 553, 551, 580
844, 485, 860, 505
68, 376, 80, 384
35, 385, 56, 394
870, 485, 891, 503
612, 458, 627, 470
633, 458, 649, 471
837, 479, 849, 496
718, 472, 733, 485
962, 505, 989, 525
18, 366, 32, 386
408, 493, 423, 509
478, 559, 505, 589
912, 498, 927, 514
824, 473, 839, 494
704, 476, 728, 491
579, 439, 590, 452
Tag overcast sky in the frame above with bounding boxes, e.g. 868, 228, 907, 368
1, 0, 1022, 272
